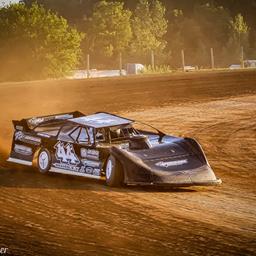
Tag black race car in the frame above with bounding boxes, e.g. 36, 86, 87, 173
7, 111, 221, 187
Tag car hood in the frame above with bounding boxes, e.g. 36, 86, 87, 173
111, 140, 220, 185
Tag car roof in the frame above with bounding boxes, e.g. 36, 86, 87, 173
69, 112, 133, 128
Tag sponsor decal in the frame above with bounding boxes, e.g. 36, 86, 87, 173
119, 143, 129, 150
79, 166, 100, 176
81, 148, 99, 160
37, 133, 51, 138
81, 159, 101, 168
28, 117, 45, 126
15, 131, 23, 140
80, 159, 101, 176
14, 144, 32, 156
155, 159, 188, 168
16, 125, 23, 131
28, 114, 73, 127
55, 114, 73, 120
15, 131, 41, 145
0, 247, 8, 255
53, 160, 101, 177
53, 162, 81, 172
83, 116, 117, 125
92, 168, 101, 176
85, 166, 94, 174
54, 142, 80, 165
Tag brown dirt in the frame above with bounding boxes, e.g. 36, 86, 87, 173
0, 70, 256, 256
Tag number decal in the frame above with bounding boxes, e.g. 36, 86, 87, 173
54, 142, 80, 165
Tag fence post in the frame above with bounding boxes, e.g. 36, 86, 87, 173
210, 48, 215, 69
181, 49, 185, 72
119, 52, 122, 76
240, 46, 244, 68
151, 50, 155, 70
86, 54, 90, 78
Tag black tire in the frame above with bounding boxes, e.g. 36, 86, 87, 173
37, 148, 51, 174
105, 155, 124, 187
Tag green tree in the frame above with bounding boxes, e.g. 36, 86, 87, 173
0, 3, 84, 81
223, 13, 250, 63
130, 0, 168, 58
230, 13, 249, 47
21, 0, 256, 67
87, 0, 132, 58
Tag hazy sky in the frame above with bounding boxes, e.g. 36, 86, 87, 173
0, 0, 19, 7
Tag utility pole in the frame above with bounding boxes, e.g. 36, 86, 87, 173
119, 52, 122, 76
210, 48, 215, 69
86, 54, 90, 78
241, 46, 244, 68
151, 50, 155, 70
181, 49, 185, 72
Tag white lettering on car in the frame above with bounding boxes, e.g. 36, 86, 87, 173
14, 144, 32, 156
80, 148, 99, 160
15, 131, 41, 144
155, 159, 188, 168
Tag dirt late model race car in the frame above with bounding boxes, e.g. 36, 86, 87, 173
7, 111, 221, 187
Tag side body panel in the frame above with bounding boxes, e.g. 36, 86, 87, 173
8, 129, 42, 166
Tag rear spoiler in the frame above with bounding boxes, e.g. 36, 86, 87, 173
12, 111, 85, 131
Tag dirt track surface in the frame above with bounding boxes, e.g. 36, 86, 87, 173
0, 70, 256, 256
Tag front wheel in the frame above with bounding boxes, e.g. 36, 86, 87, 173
37, 148, 51, 174
105, 155, 124, 187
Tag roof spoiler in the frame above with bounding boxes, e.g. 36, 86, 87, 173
13, 111, 85, 130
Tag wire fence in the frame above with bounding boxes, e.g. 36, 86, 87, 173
68, 46, 256, 79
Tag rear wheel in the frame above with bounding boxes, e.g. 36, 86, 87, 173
37, 148, 51, 174
105, 155, 124, 187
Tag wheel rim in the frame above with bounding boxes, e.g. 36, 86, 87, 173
39, 151, 49, 170
106, 158, 113, 180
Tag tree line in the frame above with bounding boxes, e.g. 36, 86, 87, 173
0, 0, 255, 81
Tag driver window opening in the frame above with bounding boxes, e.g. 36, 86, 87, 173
109, 127, 122, 140
96, 128, 106, 142
108, 126, 140, 142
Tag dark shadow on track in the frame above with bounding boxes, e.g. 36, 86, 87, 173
0, 166, 196, 193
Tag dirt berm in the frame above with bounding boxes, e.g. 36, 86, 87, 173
0, 70, 255, 256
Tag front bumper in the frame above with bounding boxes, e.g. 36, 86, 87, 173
127, 178, 222, 187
